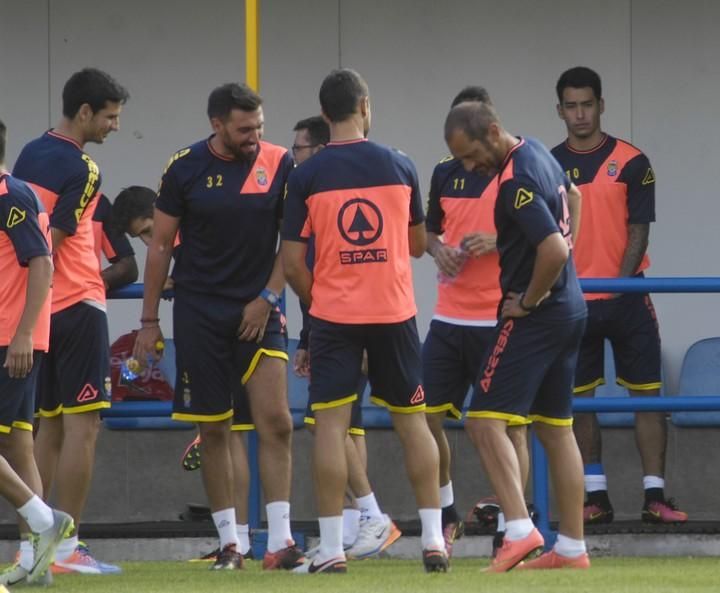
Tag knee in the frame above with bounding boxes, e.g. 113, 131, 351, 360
258, 410, 293, 441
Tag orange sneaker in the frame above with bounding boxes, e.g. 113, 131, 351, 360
484, 528, 543, 573
518, 549, 590, 570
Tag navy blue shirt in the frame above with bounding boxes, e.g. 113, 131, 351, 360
495, 137, 586, 322
156, 138, 293, 301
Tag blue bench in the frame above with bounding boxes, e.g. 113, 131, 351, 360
672, 337, 720, 426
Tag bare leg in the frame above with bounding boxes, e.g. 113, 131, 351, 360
33, 415, 63, 500
465, 417, 527, 520
198, 419, 234, 511
246, 357, 293, 502
0, 429, 43, 535
230, 431, 249, 524
631, 388, 665, 476
426, 412, 452, 487
572, 389, 602, 464
313, 405, 352, 516
507, 425, 530, 492
534, 423, 585, 540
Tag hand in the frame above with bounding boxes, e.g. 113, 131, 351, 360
133, 326, 165, 365
433, 244, 466, 278
501, 291, 550, 319
461, 232, 497, 257
237, 297, 272, 343
293, 348, 310, 377
4, 332, 33, 378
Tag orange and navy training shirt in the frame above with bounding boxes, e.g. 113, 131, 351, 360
495, 137, 586, 322
282, 139, 424, 325
13, 130, 105, 313
0, 173, 52, 350
551, 134, 655, 299
155, 138, 293, 301
426, 157, 500, 325
92, 193, 134, 268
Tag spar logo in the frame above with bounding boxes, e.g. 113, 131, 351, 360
337, 198, 387, 265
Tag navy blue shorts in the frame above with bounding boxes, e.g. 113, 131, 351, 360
38, 302, 111, 416
0, 350, 43, 433
575, 293, 661, 392
305, 375, 366, 435
469, 315, 586, 426
172, 292, 288, 423
309, 317, 425, 414
423, 321, 496, 419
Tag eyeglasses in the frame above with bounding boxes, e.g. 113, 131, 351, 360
291, 144, 319, 155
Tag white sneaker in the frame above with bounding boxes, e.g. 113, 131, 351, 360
0, 562, 52, 586
345, 514, 402, 559
27, 509, 74, 583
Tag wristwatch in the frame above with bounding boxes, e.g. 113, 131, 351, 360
260, 288, 281, 307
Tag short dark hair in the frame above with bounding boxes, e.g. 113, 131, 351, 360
207, 83, 262, 121
62, 68, 129, 118
444, 101, 500, 143
556, 66, 602, 102
0, 119, 6, 165
451, 86, 492, 108
112, 185, 157, 233
293, 116, 330, 146
319, 69, 369, 123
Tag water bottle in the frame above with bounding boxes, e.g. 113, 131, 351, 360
437, 243, 469, 285
121, 341, 165, 382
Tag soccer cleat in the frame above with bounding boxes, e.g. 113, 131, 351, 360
263, 540, 305, 570
422, 548, 449, 573
0, 561, 52, 586
292, 556, 347, 574
210, 544, 243, 570
442, 520, 464, 558
189, 546, 254, 562
52, 542, 122, 575
345, 515, 402, 559
518, 549, 591, 570
469, 496, 500, 527
642, 498, 688, 524
484, 528, 544, 573
27, 509, 74, 584
181, 434, 202, 471
583, 500, 614, 524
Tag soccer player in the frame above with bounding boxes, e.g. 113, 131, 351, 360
93, 193, 138, 291
552, 66, 687, 525
134, 83, 302, 571
291, 116, 400, 559
445, 101, 589, 571
424, 86, 531, 557
12, 68, 128, 574
283, 69, 447, 574
112, 185, 255, 560
0, 118, 74, 587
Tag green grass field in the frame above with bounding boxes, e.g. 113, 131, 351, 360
31, 557, 720, 593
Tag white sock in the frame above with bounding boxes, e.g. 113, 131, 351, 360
505, 518, 534, 541
17, 495, 53, 534
439, 482, 454, 508
19, 537, 33, 571
585, 474, 608, 492
554, 534, 587, 558
236, 523, 251, 555
211, 508, 238, 548
356, 493, 382, 520
418, 508, 444, 551
318, 516, 345, 562
266, 501, 293, 553
497, 511, 506, 532
56, 535, 79, 561
342, 509, 361, 547
643, 475, 665, 490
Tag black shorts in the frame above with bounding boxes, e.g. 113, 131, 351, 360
469, 315, 586, 426
0, 350, 43, 433
574, 293, 661, 393
309, 317, 424, 414
304, 374, 366, 435
172, 293, 288, 422
423, 321, 496, 419
38, 302, 111, 416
